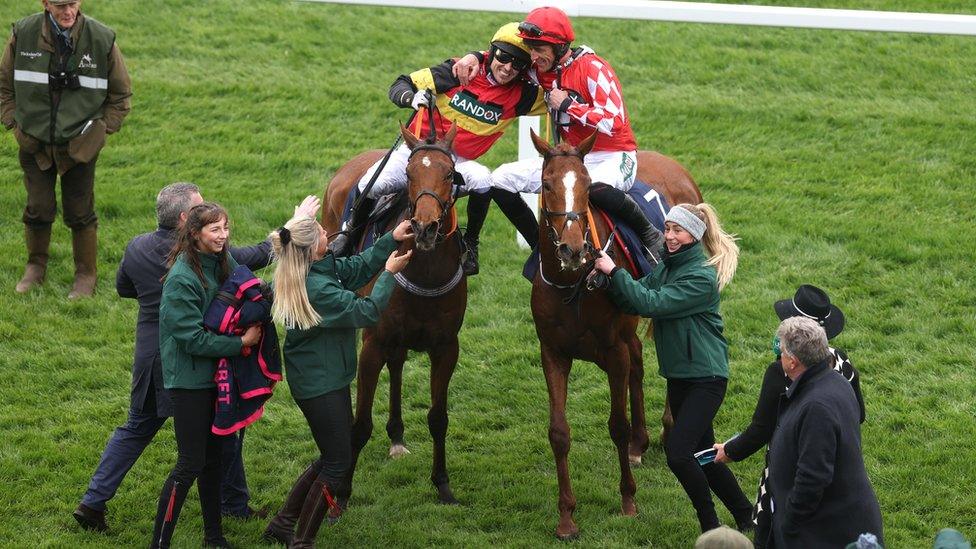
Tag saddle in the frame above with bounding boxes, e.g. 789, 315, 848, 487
340, 189, 409, 253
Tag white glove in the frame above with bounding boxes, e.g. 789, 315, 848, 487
411, 91, 431, 110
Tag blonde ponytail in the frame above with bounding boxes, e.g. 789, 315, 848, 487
674, 203, 739, 291
269, 216, 322, 330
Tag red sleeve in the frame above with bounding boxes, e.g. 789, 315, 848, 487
563, 58, 628, 137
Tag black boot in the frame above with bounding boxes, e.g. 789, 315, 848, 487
150, 479, 190, 549
489, 188, 539, 250
290, 476, 337, 549
462, 192, 491, 275
329, 195, 375, 257
264, 463, 320, 546
589, 183, 664, 262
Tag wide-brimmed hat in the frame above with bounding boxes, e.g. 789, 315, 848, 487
774, 284, 845, 339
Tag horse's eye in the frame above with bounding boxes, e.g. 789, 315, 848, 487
542, 181, 552, 192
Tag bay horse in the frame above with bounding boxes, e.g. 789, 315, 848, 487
321, 123, 466, 505
527, 129, 701, 539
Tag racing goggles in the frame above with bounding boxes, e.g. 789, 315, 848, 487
518, 21, 565, 42
493, 48, 529, 71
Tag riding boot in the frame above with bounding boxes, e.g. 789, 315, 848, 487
462, 191, 491, 276
264, 463, 320, 546
68, 225, 98, 299
199, 466, 226, 547
290, 476, 333, 549
589, 183, 664, 262
150, 479, 190, 549
489, 188, 539, 249
329, 196, 375, 257
16, 224, 51, 293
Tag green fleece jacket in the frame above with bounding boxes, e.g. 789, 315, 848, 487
283, 233, 398, 401
159, 252, 243, 389
608, 243, 729, 379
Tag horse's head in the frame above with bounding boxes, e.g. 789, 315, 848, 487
531, 129, 599, 271
401, 122, 458, 251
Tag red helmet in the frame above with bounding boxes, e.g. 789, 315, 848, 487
518, 6, 574, 45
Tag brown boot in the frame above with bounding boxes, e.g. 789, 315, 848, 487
263, 463, 319, 546
68, 225, 97, 299
15, 225, 51, 293
289, 477, 335, 549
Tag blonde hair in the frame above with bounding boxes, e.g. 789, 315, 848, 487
674, 203, 739, 291
269, 215, 322, 330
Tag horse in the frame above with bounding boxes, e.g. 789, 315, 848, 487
527, 129, 702, 539
321, 123, 467, 505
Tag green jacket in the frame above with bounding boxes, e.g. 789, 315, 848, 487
283, 233, 398, 401
608, 243, 729, 379
159, 252, 243, 389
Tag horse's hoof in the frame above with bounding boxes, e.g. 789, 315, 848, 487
389, 444, 411, 459
436, 485, 459, 505
628, 453, 642, 467
621, 500, 638, 517
555, 527, 580, 542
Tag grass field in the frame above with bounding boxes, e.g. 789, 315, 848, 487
1, 1, 975, 547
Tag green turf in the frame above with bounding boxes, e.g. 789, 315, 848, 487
1, 1, 974, 547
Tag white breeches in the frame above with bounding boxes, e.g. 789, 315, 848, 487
357, 144, 493, 198
492, 150, 638, 194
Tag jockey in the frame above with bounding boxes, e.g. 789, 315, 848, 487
330, 23, 546, 276
454, 7, 664, 259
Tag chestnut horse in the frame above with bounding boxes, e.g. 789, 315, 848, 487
527, 129, 701, 539
321, 124, 466, 505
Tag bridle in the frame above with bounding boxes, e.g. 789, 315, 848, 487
406, 142, 461, 242
539, 149, 595, 257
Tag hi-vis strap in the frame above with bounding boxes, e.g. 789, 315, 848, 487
14, 69, 108, 90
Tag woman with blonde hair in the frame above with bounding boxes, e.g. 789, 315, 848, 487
593, 202, 752, 534
262, 196, 413, 548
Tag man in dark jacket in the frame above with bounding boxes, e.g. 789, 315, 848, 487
73, 182, 271, 531
767, 317, 882, 548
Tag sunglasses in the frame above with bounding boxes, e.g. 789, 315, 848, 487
493, 49, 529, 71
518, 21, 562, 41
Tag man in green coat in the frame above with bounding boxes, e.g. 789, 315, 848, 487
0, 0, 131, 298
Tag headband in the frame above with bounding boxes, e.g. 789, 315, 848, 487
665, 206, 706, 241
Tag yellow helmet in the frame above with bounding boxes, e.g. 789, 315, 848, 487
490, 22, 531, 66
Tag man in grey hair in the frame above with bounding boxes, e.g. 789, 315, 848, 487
766, 317, 882, 548
73, 182, 271, 531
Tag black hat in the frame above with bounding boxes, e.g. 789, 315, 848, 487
774, 284, 845, 340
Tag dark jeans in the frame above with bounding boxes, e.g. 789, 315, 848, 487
665, 377, 753, 532
220, 428, 250, 516
80, 380, 251, 512
81, 388, 167, 511
296, 386, 353, 490
19, 149, 97, 228
160, 389, 223, 523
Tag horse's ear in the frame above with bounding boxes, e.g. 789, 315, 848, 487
577, 131, 598, 158
530, 129, 550, 156
400, 122, 421, 150
442, 122, 458, 151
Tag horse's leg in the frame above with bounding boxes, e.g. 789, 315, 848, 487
427, 339, 459, 504
540, 344, 578, 540
337, 336, 387, 506
603, 343, 638, 517
385, 348, 410, 458
626, 334, 649, 465
660, 395, 674, 446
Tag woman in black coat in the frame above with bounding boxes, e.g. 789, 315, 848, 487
713, 285, 865, 548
